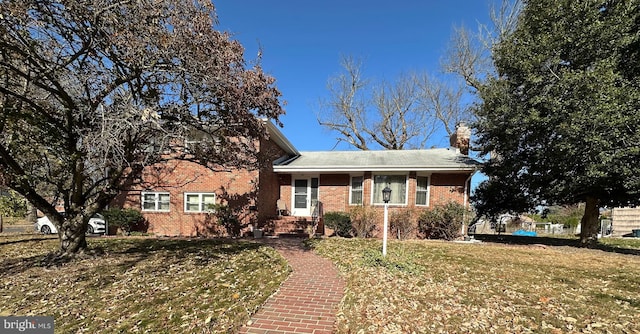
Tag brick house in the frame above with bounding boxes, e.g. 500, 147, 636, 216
272, 147, 478, 236
115, 123, 478, 237
113, 121, 298, 236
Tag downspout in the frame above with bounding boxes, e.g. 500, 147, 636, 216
462, 172, 475, 237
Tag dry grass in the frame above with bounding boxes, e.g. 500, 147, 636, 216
309, 238, 640, 334
0, 217, 29, 225
599, 237, 640, 250
0, 235, 289, 333
5, 233, 638, 333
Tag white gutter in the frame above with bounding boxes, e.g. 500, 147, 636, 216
273, 166, 477, 173
463, 172, 475, 209
462, 171, 476, 237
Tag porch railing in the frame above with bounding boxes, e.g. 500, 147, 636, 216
311, 200, 323, 236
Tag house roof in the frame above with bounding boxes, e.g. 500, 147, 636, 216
265, 121, 299, 156
273, 148, 480, 173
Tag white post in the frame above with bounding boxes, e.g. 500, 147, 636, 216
382, 202, 388, 257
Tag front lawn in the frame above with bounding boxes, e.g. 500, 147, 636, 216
599, 237, 640, 250
309, 238, 640, 333
0, 235, 289, 333
5, 234, 638, 333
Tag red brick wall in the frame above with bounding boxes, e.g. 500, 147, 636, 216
363, 172, 373, 206
275, 174, 351, 214
277, 174, 292, 215
256, 138, 287, 222
406, 172, 417, 207
319, 174, 350, 212
429, 173, 470, 207
276, 172, 472, 215
113, 135, 287, 237
276, 171, 472, 237
114, 160, 260, 236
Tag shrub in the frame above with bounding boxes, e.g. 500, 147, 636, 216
323, 211, 352, 237
349, 206, 378, 238
211, 204, 243, 237
417, 202, 467, 241
0, 190, 27, 218
102, 208, 145, 234
390, 209, 418, 240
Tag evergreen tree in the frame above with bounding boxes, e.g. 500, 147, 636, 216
473, 0, 640, 245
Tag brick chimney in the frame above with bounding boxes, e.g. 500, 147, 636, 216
449, 123, 471, 155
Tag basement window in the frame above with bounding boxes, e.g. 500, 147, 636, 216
184, 193, 216, 212
142, 192, 170, 212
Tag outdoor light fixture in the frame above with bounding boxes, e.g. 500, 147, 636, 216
382, 186, 391, 257
382, 186, 392, 203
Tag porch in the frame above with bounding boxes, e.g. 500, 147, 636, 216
260, 200, 324, 238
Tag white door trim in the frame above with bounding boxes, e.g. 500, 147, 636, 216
291, 175, 319, 216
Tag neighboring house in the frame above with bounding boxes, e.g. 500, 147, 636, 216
611, 207, 640, 237
115, 123, 479, 237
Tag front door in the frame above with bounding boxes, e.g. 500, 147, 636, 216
291, 177, 318, 216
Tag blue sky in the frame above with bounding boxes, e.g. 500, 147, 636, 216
215, 1, 493, 187
215, 1, 494, 149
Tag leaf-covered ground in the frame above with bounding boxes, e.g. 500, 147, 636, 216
0, 235, 289, 333
309, 238, 640, 334
0, 217, 28, 225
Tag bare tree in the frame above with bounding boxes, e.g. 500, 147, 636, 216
414, 73, 469, 138
441, 26, 488, 92
442, 0, 523, 91
318, 56, 443, 150
317, 1, 522, 152
369, 74, 439, 149
0, 0, 284, 255
317, 56, 370, 150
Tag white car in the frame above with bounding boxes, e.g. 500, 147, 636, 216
35, 213, 107, 235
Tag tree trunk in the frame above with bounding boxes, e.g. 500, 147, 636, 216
26, 202, 38, 224
579, 196, 600, 247
58, 217, 88, 255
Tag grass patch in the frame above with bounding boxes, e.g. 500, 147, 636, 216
0, 235, 289, 333
309, 238, 640, 333
599, 237, 640, 250
0, 217, 29, 225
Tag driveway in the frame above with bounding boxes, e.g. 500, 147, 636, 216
1, 224, 34, 234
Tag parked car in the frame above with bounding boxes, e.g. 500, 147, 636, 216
35, 213, 107, 235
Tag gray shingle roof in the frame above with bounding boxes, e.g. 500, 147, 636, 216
273, 148, 480, 172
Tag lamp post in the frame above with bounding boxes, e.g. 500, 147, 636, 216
382, 186, 391, 257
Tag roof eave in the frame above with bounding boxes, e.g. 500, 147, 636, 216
273, 166, 478, 173
264, 120, 299, 156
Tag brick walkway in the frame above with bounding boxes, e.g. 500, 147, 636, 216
240, 238, 346, 334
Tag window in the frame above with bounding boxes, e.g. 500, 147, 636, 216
184, 193, 216, 212
184, 130, 222, 155
416, 176, 429, 206
373, 175, 407, 205
294, 180, 308, 209
350, 176, 363, 205
142, 192, 170, 211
